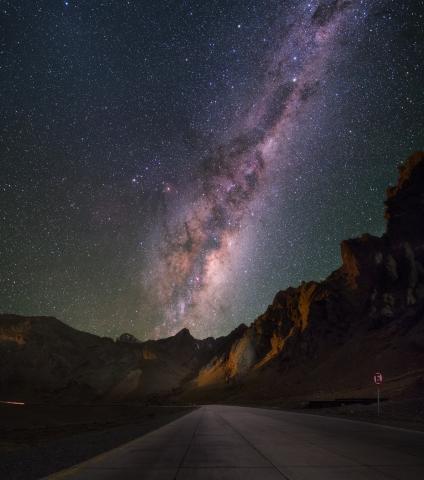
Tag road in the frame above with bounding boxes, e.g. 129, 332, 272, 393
46, 405, 424, 479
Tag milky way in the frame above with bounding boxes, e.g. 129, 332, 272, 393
147, 1, 365, 338
2, 0, 422, 339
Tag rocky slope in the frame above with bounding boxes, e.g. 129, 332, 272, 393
0, 315, 202, 402
181, 151, 424, 403
1, 152, 423, 404
0, 313, 246, 402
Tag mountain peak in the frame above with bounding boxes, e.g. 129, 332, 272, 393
175, 327, 192, 338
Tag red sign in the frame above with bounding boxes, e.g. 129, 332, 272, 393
374, 372, 383, 385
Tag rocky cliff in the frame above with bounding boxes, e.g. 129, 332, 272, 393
1, 152, 423, 404
182, 151, 424, 403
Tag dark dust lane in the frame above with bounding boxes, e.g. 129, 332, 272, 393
45, 405, 424, 480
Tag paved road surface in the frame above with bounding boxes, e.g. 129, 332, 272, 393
46, 405, 424, 479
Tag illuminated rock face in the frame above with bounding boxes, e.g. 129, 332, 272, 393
186, 152, 424, 400
1, 153, 424, 403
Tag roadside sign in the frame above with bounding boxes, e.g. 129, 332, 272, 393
373, 372, 383, 416
374, 372, 383, 385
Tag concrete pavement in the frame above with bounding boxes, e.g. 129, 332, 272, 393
46, 405, 424, 479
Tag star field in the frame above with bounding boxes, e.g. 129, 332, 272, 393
1, 0, 423, 339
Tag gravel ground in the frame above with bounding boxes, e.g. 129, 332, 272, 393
289, 397, 424, 431
0, 406, 193, 480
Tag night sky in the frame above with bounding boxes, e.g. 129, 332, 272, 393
1, 1, 423, 340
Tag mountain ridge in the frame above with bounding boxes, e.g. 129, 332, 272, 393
1, 151, 423, 404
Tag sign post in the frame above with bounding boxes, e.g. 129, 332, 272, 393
373, 372, 383, 416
